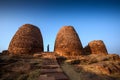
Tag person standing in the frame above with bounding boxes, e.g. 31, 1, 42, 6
47, 44, 49, 52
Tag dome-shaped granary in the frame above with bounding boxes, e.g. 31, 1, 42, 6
54, 26, 83, 56
8, 24, 43, 54
84, 40, 108, 55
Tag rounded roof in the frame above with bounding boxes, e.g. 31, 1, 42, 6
54, 26, 83, 55
88, 40, 108, 54
8, 24, 43, 54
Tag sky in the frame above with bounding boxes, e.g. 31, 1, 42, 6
0, 0, 120, 54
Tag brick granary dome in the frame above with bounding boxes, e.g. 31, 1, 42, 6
8, 24, 43, 54
88, 40, 108, 54
54, 26, 83, 56
84, 40, 108, 55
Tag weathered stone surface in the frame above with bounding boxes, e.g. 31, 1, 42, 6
54, 26, 83, 56
72, 54, 120, 80
84, 40, 108, 55
8, 24, 43, 54
46, 72, 69, 80
40, 68, 63, 73
2, 50, 9, 55
39, 52, 69, 80
77, 61, 120, 75
38, 75, 55, 80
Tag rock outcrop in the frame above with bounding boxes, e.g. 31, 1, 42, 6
54, 26, 83, 56
84, 40, 108, 55
8, 24, 43, 54
74, 54, 120, 75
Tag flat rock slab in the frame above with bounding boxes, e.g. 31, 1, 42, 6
42, 60, 58, 65
47, 72, 69, 80
41, 65, 60, 69
41, 68, 63, 73
38, 75, 55, 80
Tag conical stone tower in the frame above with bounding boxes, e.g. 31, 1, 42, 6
54, 26, 83, 56
84, 40, 108, 55
8, 24, 43, 54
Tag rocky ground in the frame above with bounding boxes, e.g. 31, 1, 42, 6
0, 53, 120, 80
0, 53, 69, 80
60, 54, 120, 80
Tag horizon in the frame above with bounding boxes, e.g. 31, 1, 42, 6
0, 0, 120, 54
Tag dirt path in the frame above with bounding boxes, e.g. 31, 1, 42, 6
61, 62, 81, 80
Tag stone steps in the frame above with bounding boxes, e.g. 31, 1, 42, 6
39, 52, 69, 80
38, 74, 55, 80
46, 72, 68, 80
40, 68, 63, 73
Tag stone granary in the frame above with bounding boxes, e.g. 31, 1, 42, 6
84, 40, 108, 55
54, 26, 83, 56
8, 24, 43, 54
7, 24, 108, 56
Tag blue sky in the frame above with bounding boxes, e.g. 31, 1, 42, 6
0, 0, 120, 54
